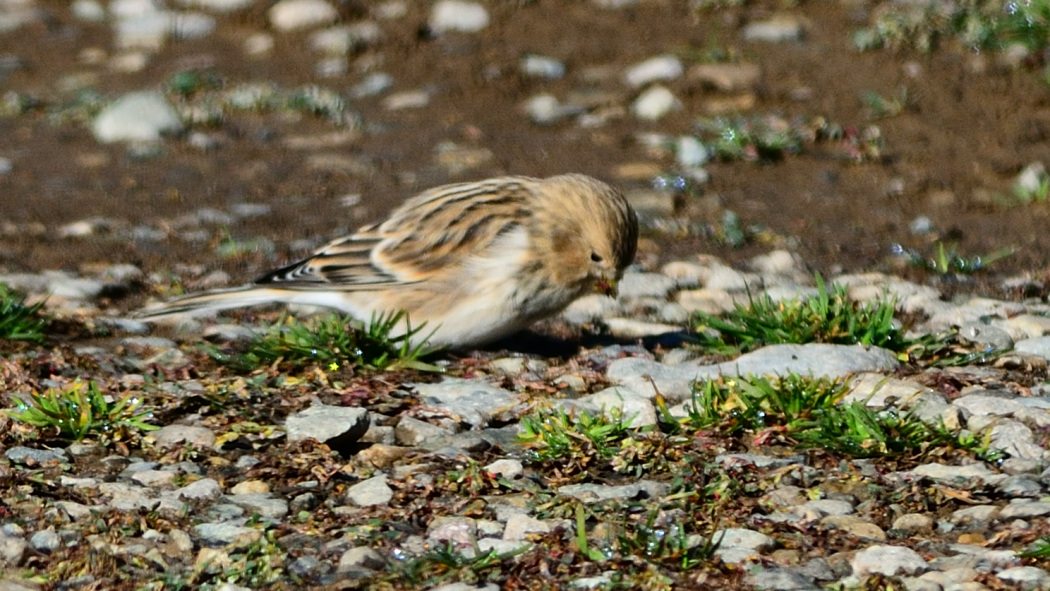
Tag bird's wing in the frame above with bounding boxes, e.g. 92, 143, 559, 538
254, 177, 538, 290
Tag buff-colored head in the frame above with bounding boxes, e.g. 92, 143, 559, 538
531, 174, 638, 293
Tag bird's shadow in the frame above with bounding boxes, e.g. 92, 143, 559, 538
450, 328, 695, 360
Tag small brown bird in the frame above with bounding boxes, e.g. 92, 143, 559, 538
137, 173, 638, 347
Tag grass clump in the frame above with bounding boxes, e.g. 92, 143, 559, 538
688, 115, 883, 163
518, 405, 637, 464
8, 380, 158, 442
0, 284, 49, 343
853, 0, 1050, 70
691, 275, 903, 355
208, 311, 439, 373
682, 375, 993, 458
893, 242, 1016, 275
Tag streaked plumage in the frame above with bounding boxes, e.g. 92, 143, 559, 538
137, 173, 638, 347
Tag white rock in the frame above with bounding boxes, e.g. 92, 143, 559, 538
382, 90, 429, 110
429, 0, 489, 34
110, 0, 163, 19
1016, 162, 1047, 194
92, 91, 183, 143
624, 55, 684, 88
346, 475, 393, 507
114, 12, 172, 50
243, 33, 274, 56
851, 545, 927, 577
171, 12, 216, 40
521, 54, 565, 79
72, 0, 106, 21
742, 16, 805, 43
268, 0, 337, 32
524, 94, 582, 126
178, 0, 255, 12
632, 85, 679, 121
676, 135, 709, 168
350, 72, 394, 98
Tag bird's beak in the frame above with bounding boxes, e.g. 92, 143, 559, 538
594, 275, 618, 296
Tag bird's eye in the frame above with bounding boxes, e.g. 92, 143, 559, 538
590, 252, 603, 263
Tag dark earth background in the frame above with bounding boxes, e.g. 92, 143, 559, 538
2, 0, 1050, 306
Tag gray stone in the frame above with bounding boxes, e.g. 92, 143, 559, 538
268, 0, 337, 31
998, 500, 1050, 520
431, 583, 499, 591
225, 494, 289, 519
346, 475, 393, 507
175, 478, 223, 501
503, 514, 550, 540
617, 271, 678, 300
92, 91, 182, 143
998, 475, 1044, 497
714, 528, 776, 563
338, 546, 387, 572
429, 0, 489, 34
285, 403, 370, 447
484, 459, 523, 480
958, 323, 1014, 351
521, 55, 565, 79
908, 463, 1007, 487
632, 85, 679, 121
395, 416, 452, 446
742, 16, 805, 43
989, 420, 1046, 460
28, 529, 60, 553
624, 55, 684, 88
996, 566, 1050, 589
411, 379, 519, 427
153, 424, 216, 449
747, 568, 821, 590
607, 344, 899, 402
558, 480, 670, 503
892, 513, 933, 532
0, 532, 27, 566
4, 446, 67, 465
851, 545, 927, 577
193, 523, 262, 547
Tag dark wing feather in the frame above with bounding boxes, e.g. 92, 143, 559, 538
254, 177, 539, 290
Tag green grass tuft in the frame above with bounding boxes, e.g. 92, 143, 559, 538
518, 405, 637, 463
0, 283, 49, 343
683, 374, 995, 459
894, 242, 1015, 275
690, 275, 903, 355
208, 311, 440, 373
8, 381, 158, 442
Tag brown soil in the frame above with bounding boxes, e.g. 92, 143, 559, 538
2, 0, 1050, 301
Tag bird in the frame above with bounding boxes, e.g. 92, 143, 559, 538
136, 173, 639, 348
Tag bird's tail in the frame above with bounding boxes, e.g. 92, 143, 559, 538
134, 286, 298, 320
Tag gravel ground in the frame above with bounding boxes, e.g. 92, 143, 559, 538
5, 1, 1050, 590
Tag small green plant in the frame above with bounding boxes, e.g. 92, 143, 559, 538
518, 405, 637, 463
8, 381, 158, 441
380, 541, 523, 587
685, 374, 992, 458
853, 0, 1050, 73
208, 311, 439, 372
1022, 536, 1050, 559
862, 86, 913, 119
0, 284, 49, 343
695, 115, 804, 161
894, 242, 1016, 275
691, 275, 903, 355
1013, 169, 1050, 203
